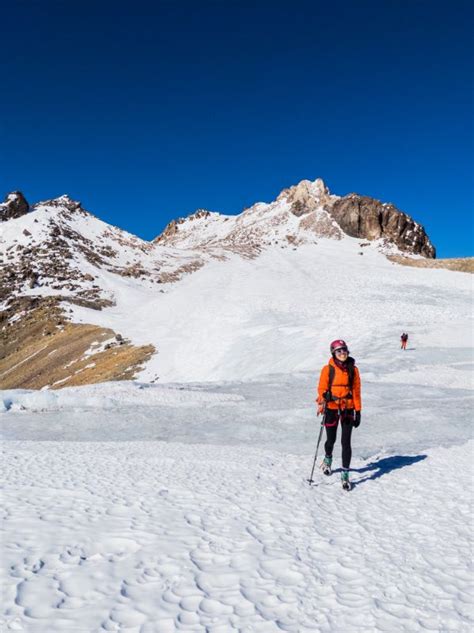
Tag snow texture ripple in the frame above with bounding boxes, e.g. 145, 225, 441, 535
1, 439, 473, 633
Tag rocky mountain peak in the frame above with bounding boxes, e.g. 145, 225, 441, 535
0, 191, 30, 222
33, 194, 86, 217
153, 177, 436, 258
53, 194, 81, 207
276, 178, 333, 216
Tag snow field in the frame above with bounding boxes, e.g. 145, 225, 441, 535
2, 439, 472, 632
67, 240, 473, 384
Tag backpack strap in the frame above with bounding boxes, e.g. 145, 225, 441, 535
346, 360, 355, 391
328, 364, 335, 391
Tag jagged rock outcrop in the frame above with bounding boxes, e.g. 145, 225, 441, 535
38, 194, 85, 214
277, 178, 335, 216
154, 179, 344, 253
327, 194, 435, 258
0, 191, 29, 222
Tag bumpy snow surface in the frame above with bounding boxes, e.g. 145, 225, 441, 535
2, 347, 473, 632
2, 437, 472, 633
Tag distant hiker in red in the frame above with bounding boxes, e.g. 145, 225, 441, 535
316, 340, 362, 490
401, 333, 408, 350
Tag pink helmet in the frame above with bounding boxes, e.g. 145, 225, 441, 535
330, 339, 349, 354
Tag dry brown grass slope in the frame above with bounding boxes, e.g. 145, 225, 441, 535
387, 255, 474, 273
0, 297, 155, 389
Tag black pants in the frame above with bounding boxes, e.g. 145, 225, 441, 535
324, 409, 354, 469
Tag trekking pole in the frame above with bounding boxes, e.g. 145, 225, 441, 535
307, 405, 326, 485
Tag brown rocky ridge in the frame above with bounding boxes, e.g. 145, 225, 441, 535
154, 178, 436, 259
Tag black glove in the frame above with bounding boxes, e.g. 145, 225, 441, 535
353, 411, 361, 428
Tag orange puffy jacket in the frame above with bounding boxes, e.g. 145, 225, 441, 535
317, 357, 362, 411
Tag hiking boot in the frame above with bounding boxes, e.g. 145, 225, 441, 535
320, 456, 332, 476
341, 469, 351, 490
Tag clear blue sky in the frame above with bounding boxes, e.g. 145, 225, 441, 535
2, 0, 473, 257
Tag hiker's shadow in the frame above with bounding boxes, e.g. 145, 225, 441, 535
344, 454, 427, 489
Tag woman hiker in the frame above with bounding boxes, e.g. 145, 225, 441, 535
316, 339, 362, 490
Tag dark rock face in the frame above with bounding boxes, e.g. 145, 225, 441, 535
327, 194, 436, 258
0, 192, 29, 222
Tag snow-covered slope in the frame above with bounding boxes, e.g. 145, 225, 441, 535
0, 195, 208, 308
69, 237, 473, 383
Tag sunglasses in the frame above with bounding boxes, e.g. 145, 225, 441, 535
335, 348, 348, 354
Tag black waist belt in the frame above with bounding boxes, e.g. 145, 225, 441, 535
330, 392, 352, 401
